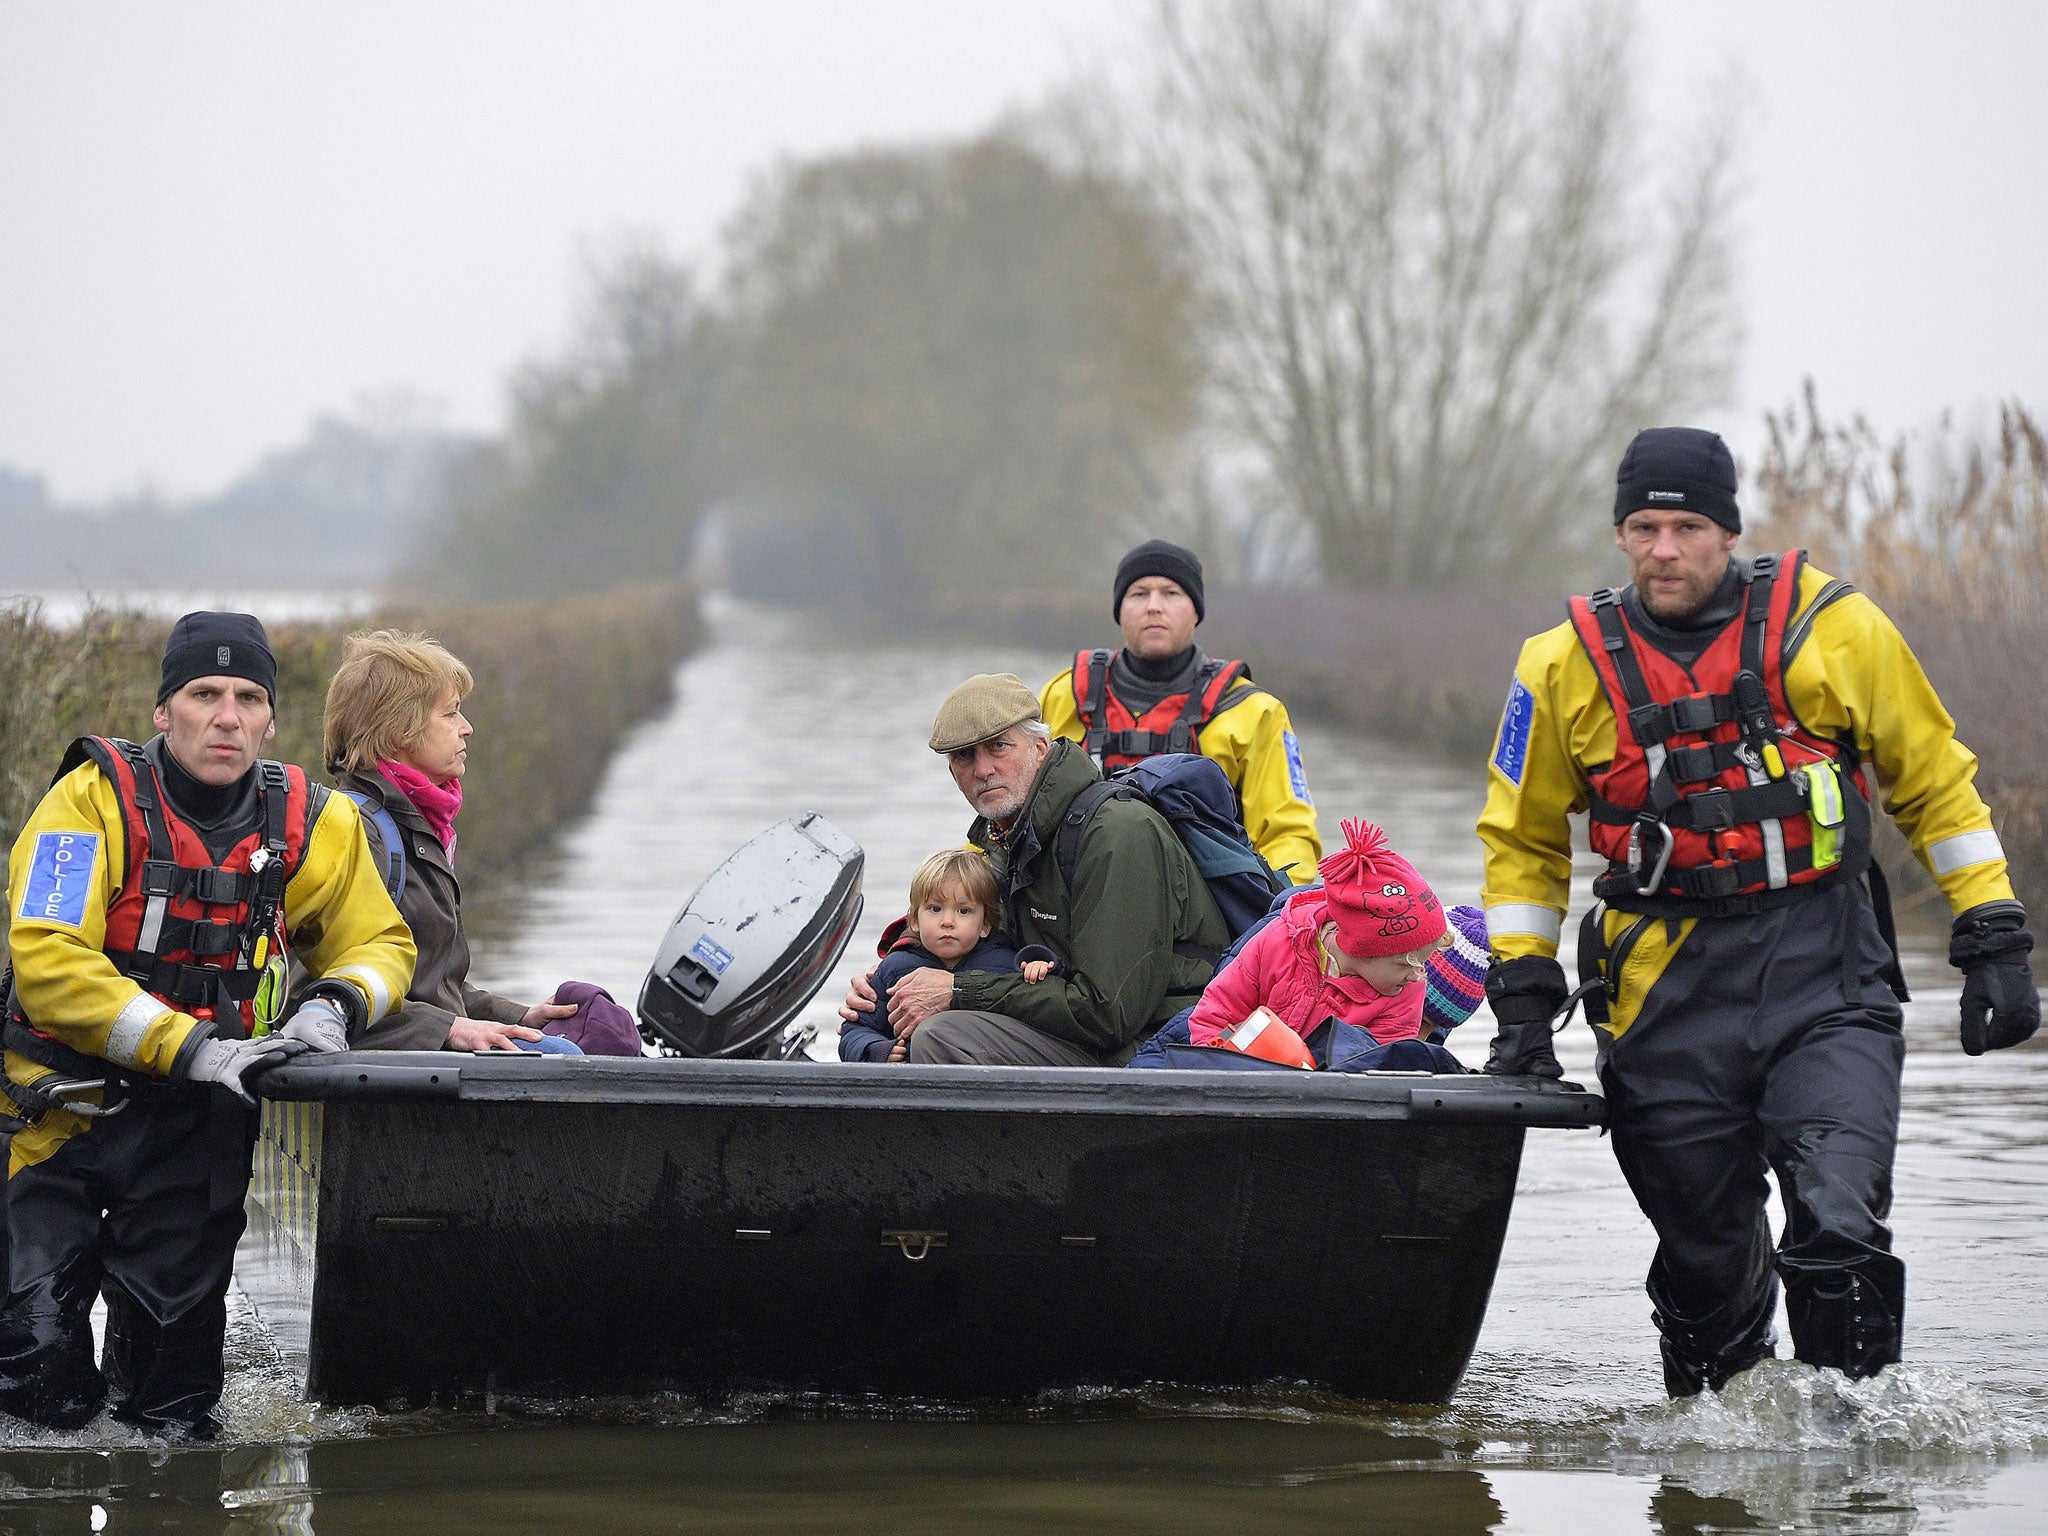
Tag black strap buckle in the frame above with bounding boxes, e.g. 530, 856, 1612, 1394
1667, 694, 1722, 735
189, 866, 245, 904
1683, 790, 1736, 832
1666, 744, 1720, 784
140, 861, 179, 898
1686, 862, 1745, 900
188, 921, 239, 957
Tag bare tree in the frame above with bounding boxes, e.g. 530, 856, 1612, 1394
721, 134, 1200, 610
1143, 0, 1741, 588
424, 242, 729, 598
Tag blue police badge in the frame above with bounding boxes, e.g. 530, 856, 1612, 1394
1493, 678, 1536, 787
1283, 730, 1312, 803
18, 831, 100, 929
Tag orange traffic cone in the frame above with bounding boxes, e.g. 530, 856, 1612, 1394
1218, 1007, 1317, 1069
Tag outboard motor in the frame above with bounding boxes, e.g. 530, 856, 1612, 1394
638, 813, 864, 1059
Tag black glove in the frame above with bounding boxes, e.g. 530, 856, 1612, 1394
1950, 901, 2040, 1056
1483, 955, 1567, 1078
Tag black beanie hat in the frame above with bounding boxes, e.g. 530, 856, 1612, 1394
1613, 427, 1741, 533
158, 611, 277, 707
1113, 539, 1206, 624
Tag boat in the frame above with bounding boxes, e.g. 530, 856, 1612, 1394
240, 1055, 1600, 1408
234, 810, 1606, 1408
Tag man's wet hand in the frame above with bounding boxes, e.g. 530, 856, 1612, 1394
887, 967, 954, 1033
838, 965, 879, 1023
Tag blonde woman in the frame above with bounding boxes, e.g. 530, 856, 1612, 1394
321, 630, 588, 1052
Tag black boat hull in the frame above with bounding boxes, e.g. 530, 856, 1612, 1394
240, 1056, 1602, 1407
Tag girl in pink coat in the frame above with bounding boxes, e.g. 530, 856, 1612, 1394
1188, 819, 1449, 1048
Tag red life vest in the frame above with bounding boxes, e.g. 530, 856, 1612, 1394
1071, 648, 1258, 772
13, 738, 314, 1061
1567, 551, 1869, 917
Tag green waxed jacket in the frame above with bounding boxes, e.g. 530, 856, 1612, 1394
950, 739, 1227, 1064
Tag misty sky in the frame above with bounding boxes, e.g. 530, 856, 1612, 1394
2, 0, 2043, 503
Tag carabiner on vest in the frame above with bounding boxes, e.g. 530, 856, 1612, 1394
1627, 816, 1676, 897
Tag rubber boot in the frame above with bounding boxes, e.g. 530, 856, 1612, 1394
1649, 1267, 1778, 1398
102, 1281, 229, 1438
1783, 1253, 1905, 1380
0, 1258, 108, 1430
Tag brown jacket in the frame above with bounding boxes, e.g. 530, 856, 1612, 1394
338, 767, 529, 1050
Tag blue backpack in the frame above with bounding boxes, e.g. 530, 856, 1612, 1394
1052, 753, 1286, 942
341, 790, 409, 902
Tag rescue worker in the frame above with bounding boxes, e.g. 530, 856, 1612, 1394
1477, 427, 2039, 1396
871, 673, 1229, 1066
1039, 539, 1321, 881
0, 612, 415, 1437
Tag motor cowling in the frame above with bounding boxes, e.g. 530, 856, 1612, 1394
638, 814, 864, 1059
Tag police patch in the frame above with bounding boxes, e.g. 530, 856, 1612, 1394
1492, 678, 1536, 786
1283, 731, 1312, 803
18, 831, 99, 929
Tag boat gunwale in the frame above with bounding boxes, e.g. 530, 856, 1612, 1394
254, 1051, 1605, 1127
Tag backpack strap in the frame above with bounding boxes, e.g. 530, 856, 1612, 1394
1053, 780, 1134, 897
341, 790, 408, 902
1051, 779, 1220, 965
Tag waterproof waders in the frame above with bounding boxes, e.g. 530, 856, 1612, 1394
0, 1090, 257, 1436
1595, 879, 1906, 1394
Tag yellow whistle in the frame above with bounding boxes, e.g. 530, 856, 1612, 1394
1761, 742, 1786, 779
252, 933, 270, 968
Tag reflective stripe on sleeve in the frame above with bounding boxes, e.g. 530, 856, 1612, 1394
332, 965, 392, 1020
1930, 829, 2005, 875
103, 992, 167, 1069
1485, 903, 1563, 947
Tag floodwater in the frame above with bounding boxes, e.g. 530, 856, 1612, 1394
3, 594, 2044, 1533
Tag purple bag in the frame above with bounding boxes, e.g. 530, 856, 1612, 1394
546, 981, 646, 1057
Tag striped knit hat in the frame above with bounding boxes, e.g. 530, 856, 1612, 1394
1422, 905, 1490, 1038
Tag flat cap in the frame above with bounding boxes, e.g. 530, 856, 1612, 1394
930, 673, 1042, 753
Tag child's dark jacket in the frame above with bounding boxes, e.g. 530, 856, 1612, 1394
837, 935, 1023, 1062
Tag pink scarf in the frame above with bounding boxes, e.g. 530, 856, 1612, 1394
379, 758, 462, 857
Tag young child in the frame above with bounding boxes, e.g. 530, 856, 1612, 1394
838, 850, 1022, 1062
1187, 819, 1449, 1051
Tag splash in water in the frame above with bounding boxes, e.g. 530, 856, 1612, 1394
1619, 1359, 2039, 1458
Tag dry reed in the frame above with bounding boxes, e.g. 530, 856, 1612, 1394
1757, 387, 2048, 914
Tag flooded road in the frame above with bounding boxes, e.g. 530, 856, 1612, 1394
4, 595, 2043, 1532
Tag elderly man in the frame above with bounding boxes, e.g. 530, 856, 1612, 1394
1478, 427, 2037, 1396
878, 673, 1229, 1067
1, 611, 414, 1437
1039, 539, 1321, 881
